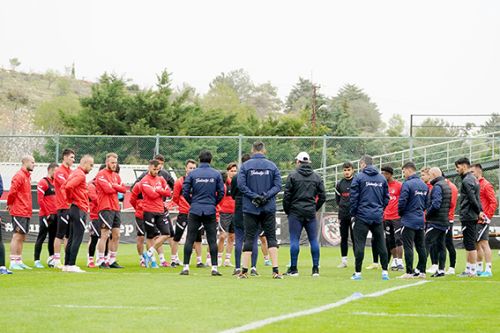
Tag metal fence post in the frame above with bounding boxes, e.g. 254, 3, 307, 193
238, 134, 243, 167
154, 134, 160, 156
409, 136, 414, 161
55, 134, 60, 162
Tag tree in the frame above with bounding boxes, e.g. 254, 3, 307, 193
56, 78, 71, 96
247, 82, 283, 116
480, 113, 500, 134
414, 118, 459, 138
210, 69, 253, 103
9, 58, 21, 71
386, 114, 406, 137
285, 78, 327, 114
6, 90, 29, 135
34, 95, 81, 133
45, 69, 58, 88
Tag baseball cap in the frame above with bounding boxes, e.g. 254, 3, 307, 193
295, 152, 311, 163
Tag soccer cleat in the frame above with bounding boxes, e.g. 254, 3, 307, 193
224, 259, 233, 267
457, 271, 475, 278
87, 262, 96, 268
272, 272, 284, 279
54, 261, 64, 270
478, 271, 493, 278
431, 272, 445, 278
413, 272, 426, 279
109, 262, 124, 269
139, 259, 146, 268
250, 267, 259, 276
396, 264, 405, 271
34, 261, 44, 269
382, 272, 390, 280
284, 268, 299, 277
47, 256, 55, 268
170, 261, 178, 268
397, 273, 413, 279
99, 262, 110, 269
143, 253, 153, 268
237, 272, 249, 279
232, 268, 242, 275
390, 264, 399, 271
160, 261, 170, 268
0, 267, 13, 274
211, 270, 222, 276
337, 262, 347, 268
62, 265, 68, 272
445, 267, 455, 275
180, 269, 189, 275
151, 261, 159, 269
351, 274, 362, 280
196, 262, 207, 268
426, 264, 438, 274
19, 262, 32, 270
312, 266, 320, 277
264, 259, 272, 266
67, 266, 86, 273
366, 263, 380, 270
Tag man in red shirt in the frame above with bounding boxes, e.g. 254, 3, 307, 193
471, 163, 497, 277
34, 162, 58, 268
95, 153, 126, 268
217, 162, 238, 267
8, 156, 35, 270
140, 160, 172, 267
86, 164, 106, 268
171, 159, 204, 267
62, 154, 94, 273
53, 148, 76, 269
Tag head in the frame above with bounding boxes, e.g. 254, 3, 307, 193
342, 162, 354, 179
21, 155, 35, 172
471, 163, 483, 179
185, 159, 197, 176
62, 148, 75, 167
47, 162, 58, 178
251, 141, 266, 155
226, 162, 238, 180
381, 165, 394, 182
154, 154, 165, 170
420, 167, 431, 183
295, 152, 311, 167
199, 150, 212, 164
359, 155, 373, 170
455, 157, 471, 176
402, 161, 417, 179
80, 155, 94, 173
105, 153, 118, 172
428, 167, 442, 181
148, 159, 161, 177
241, 153, 251, 164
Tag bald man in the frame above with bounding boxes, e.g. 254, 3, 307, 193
8, 156, 35, 270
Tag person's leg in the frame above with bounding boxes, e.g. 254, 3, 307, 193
203, 215, 219, 271
251, 232, 259, 268
371, 223, 388, 271
108, 212, 121, 265
171, 214, 187, 263
182, 214, 202, 267
234, 225, 244, 269
225, 221, 235, 266
64, 215, 74, 266
242, 213, 259, 274
339, 217, 350, 258
445, 226, 456, 270
261, 212, 280, 275
260, 234, 270, 263
352, 220, 370, 275
304, 216, 320, 269
402, 227, 415, 274
47, 215, 57, 257
415, 229, 427, 274
34, 216, 49, 262
0, 226, 5, 267
67, 207, 86, 266
96, 211, 112, 266
437, 230, 446, 273
462, 221, 478, 275
54, 210, 69, 266
393, 219, 404, 264
288, 215, 302, 271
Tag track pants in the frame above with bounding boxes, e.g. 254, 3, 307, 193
234, 224, 258, 269
353, 219, 388, 273
402, 227, 427, 274
184, 213, 218, 266
288, 214, 320, 267
339, 217, 354, 257
425, 227, 446, 271
65, 205, 87, 266
34, 215, 57, 261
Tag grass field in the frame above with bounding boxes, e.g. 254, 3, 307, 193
1, 243, 499, 333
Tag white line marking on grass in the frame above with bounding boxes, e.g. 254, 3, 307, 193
351, 311, 458, 318
51, 305, 168, 310
219, 281, 429, 333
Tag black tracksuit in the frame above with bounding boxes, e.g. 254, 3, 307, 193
335, 177, 354, 257
459, 172, 483, 251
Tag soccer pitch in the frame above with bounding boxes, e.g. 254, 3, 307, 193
1, 244, 499, 333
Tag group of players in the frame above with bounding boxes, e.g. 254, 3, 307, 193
0, 141, 496, 279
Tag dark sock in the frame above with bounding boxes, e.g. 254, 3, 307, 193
290, 266, 297, 271
273, 266, 279, 274
242, 267, 248, 274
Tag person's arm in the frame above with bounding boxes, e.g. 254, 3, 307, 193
484, 183, 497, 218
215, 174, 225, 205
141, 181, 162, 200
426, 185, 442, 217
349, 176, 360, 217
335, 181, 341, 205
112, 174, 126, 193
156, 178, 171, 197
230, 175, 238, 200
282, 175, 293, 215
37, 179, 49, 215
398, 182, 410, 218
237, 165, 259, 200
130, 171, 147, 191
464, 178, 483, 214
0, 174, 3, 197
96, 174, 117, 194
64, 173, 84, 200
129, 185, 139, 209
181, 174, 192, 203
316, 176, 326, 211
172, 180, 182, 205
7, 174, 21, 207
264, 167, 282, 199
382, 179, 390, 208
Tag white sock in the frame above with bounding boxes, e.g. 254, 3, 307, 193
147, 247, 156, 257
486, 262, 492, 273
159, 253, 166, 262
342, 256, 348, 263
139, 255, 144, 261
392, 258, 397, 266
354, 272, 361, 277
470, 263, 476, 274
196, 256, 202, 263
382, 270, 388, 275
212, 265, 218, 271
477, 262, 483, 272
466, 263, 471, 273
183, 264, 189, 270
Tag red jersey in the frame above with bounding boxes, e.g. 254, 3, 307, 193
140, 174, 171, 214
446, 179, 458, 221
37, 177, 57, 216
129, 183, 144, 219
7, 168, 32, 218
172, 176, 190, 214
95, 169, 126, 212
54, 164, 71, 210
88, 179, 99, 220
217, 180, 235, 214
479, 177, 497, 219
384, 180, 402, 220
63, 167, 89, 212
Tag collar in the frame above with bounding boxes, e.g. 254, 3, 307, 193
199, 163, 210, 168
21, 167, 31, 176
252, 153, 266, 159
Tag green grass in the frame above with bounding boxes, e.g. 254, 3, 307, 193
1, 244, 499, 333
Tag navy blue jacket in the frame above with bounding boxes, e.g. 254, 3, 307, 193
349, 165, 389, 224
398, 173, 428, 230
0, 174, 3, 197
182, 163, 224, 216
237, 153, 282, 215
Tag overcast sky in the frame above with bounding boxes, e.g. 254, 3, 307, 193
1, 0, 499, 127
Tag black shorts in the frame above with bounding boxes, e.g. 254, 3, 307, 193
99, 210, 121, 230
476, 223, 489, 242
218, 213, 234, 233
461, 220, 477, 251
12, 216, 30, 235
56, 209, 70, 239
135, 217, 146, 237
144, 211, 172, 239
174, 214, 203, 242
88, 219, 101, 237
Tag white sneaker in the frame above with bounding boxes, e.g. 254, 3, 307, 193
366, 263, 380, 270
223, 259, 233, 267
426, 264, 438, 274
397, 273, 414, 279
54, 261, 64, 269
337, 262, 348, 268
67, 265, 86, 273
206, 258, 212, 267
61, 265, 68, 272
445, 267, 456, 275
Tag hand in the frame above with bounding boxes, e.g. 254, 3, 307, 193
252, 196, 267, 208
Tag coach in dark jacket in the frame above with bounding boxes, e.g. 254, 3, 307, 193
349, 155, 390, 280
283, 152, 325, 276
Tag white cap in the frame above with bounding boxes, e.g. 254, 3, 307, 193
295, 152, 311, 163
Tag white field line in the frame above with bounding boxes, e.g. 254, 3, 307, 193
219, 281, 429, 333
351, 311, 457, 318
51, 305, 168, 310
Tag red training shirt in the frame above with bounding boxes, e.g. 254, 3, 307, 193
63, 166, 89, 212
37, 177, 57, 216
7, 168, 32, 218
54, 164, 71, 210
140, 174, 171, 214
95, 169, 126, 212
383, 179, 402, 220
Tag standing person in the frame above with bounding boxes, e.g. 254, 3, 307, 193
86, 165, 106, 268
424, 167, 452, 278
349, 155, 389, 281
171, 159, 204, 268
34, 162, 58, 268
283, 152, 326, 276
140, 160, 172, 268
217, 163, 238, 267
0, 173, 13, 274
397, 162, 428, 279
180, 150, 224, 276
237, 142, 283, 279
53, 148, 76, 269
231, 153, 260, 276
444, 177, 458, 275
95, 153, 126, 269
455, 157, 485, 277
335, 162, 355, 268
471, 163, 497, 277
8, 156, 35, 270
129, 178, 147, 267
63, 155, 94, 273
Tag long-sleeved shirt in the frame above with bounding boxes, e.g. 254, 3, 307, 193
7, 168, 32, 218
478, 177, 497, 219
54, 164, 71, 210
95, 168, 126, 212
63, 167, 89, 212
37, 177, 57, 216
140, 174, 171, 214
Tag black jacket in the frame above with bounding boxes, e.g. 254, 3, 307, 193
230, 174, 244, 228
426, 176, 452, 227
459, 172, 483, 222
283, 164, 326, 219
336, 177, 353, 220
